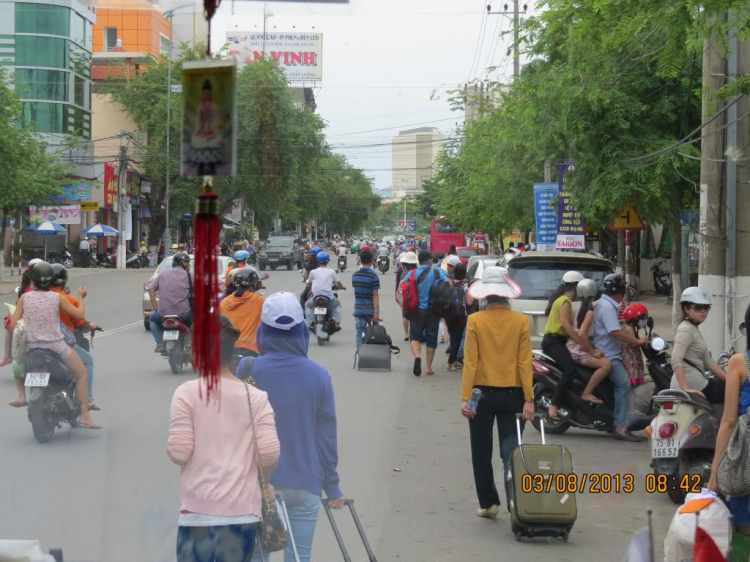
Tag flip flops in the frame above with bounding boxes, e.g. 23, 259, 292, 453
8, 400, 27, 408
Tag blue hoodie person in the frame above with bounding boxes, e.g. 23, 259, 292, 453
237, 292, 343, 562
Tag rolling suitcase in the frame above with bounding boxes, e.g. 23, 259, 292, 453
355, 322, 399, 371
322, 499, 377, 562
508, 413, 577, 542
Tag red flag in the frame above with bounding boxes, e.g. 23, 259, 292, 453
694, 526, 725, 562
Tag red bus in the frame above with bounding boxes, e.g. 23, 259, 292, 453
429, 218, 465, 257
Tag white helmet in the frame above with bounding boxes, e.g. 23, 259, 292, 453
680, 287, 712, 306
27, 258, 43, 268
576, 278, 597, 298
562, 271, 585, 284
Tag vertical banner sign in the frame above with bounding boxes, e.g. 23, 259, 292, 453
181, 60, 238, 177
555, 162, 586, 250
103, 163, 118, 209
533, 183, 559, 251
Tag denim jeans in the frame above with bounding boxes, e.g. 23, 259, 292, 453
304, 297, 342, 325
354, 316, 371, 350
150, 310, 193, 346
253, 487, 320, 562
75, 344, 94, 401
610, 358, 632, 429
457, 328, 466, 361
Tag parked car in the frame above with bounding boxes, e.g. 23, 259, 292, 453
141, 255, 233, 330
455, 246, 485, 265
258, 236, 305, 270
467, 255, 504, 280
505, 251, 615, 348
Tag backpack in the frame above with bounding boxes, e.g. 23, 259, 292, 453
363, 323, 394, 347
443, 285, 467, 322
429, 267, 456, 318
397, 267, 430, 315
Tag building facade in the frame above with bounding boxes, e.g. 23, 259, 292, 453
0, 0, 95, 140
391, 127, 445, 200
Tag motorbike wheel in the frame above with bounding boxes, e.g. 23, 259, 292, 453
531, 390, 571, 434
259, 263, 266, 271
627, 284, 639, 302
63, 258, 74, 269
317, 336, 327, 346
28, 401, 56, 443
667, 484, 686, 505
288, 258, 295, 270
169, 341, 185, 374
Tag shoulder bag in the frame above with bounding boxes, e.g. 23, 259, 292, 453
242, 373, 288, 553
716, 352, 750, 496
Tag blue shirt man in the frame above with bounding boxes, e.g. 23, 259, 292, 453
351, 250, 380, 350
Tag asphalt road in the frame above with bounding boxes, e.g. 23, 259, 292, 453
0, 266, 680, 561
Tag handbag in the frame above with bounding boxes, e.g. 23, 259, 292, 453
716, 353, 750, 496
242, 376, 288, 553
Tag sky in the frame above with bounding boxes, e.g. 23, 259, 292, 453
202, 0, 520, 195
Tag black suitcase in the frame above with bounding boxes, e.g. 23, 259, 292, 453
508, 413, 577, 542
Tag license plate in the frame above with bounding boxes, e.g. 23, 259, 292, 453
314, 307, 327, 314
164, 330, 179, 341
25, 372, 50, 387
651, 438, 678, 458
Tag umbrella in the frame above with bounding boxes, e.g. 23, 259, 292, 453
82, 224, 120, 237
25, 221, 66, 260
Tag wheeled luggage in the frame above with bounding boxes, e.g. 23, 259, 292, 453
355, 322, 399, 371
508, 413, 577, 542
322, 499, 377, 562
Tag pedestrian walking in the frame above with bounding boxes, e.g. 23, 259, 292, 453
402, 250, 449, 376
460, 266, 533, 518
78, 237, 90, 268
168, 315, 280, 562
395, 251, 418, 342
240, 292, 344, 562
445, 262, 468, 371
352, 250, 380, 350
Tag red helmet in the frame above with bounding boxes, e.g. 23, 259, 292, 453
623, 303, 648, 322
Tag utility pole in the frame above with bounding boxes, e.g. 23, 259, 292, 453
164, 12, 174, 254
487, 3, 526, 80
117, 133, 128, 270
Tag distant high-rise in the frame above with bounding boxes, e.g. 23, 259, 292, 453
391, 127, 444, 200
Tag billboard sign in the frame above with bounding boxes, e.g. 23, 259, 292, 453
227, 32, 323, 81
533, 183, 558, 251
396, 219, 417, 232
104, 163, 118, 209
52, 184, 90, 202
555, 162, 586, 250
29, 205, 81, 225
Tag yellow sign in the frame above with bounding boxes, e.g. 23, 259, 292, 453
611, 204, 645, 231
80, 201, 100, 212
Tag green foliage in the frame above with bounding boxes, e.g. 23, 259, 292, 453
105, 50, 378, 243
0, 68, 71, 219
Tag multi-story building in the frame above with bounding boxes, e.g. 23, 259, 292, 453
391, 127, 445, 200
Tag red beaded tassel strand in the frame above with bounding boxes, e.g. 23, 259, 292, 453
193, 179, 221, 400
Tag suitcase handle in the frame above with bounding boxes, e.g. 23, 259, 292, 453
321, 499, 378, 562
516, 412, 545, 445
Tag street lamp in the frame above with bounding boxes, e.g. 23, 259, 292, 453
163, 4, 196, 252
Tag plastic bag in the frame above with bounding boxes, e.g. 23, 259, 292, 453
664, 490, 732, 562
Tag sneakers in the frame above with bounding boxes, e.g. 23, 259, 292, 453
476, 505, 500, 519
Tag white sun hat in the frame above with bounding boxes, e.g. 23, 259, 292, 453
448, 256, 462, 267
468, 266, 522, 300
399, 251, 418, 264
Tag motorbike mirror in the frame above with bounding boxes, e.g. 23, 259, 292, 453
651, 337, 666, 352
741, 322, 747, 336
647, 317, 654, 330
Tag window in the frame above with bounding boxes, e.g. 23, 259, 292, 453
160, 35, 171, 58
506, 260, 613, 300
14, 69, 68, 102
71, 13, 85, 46
73, 75, 85, 107
68, 106, 91, 139
69, 43, 91, 78
15, 36, 68, 69
19, 101, 65, 134
15, 3, 70, 37
105, 27, 118, 51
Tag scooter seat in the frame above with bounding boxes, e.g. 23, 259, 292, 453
656, 388, 714, 412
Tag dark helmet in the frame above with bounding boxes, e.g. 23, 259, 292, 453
51, 263, 68, 286
31, 261, 55, 289
173, 252, 190, 268
234, 267, 259, 288
603, 274, 626, 295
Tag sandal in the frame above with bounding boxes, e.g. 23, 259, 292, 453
581, 395, 604, 405
77, 420, 102, 430
88, 403, 101, 411
9, 400, 27, 408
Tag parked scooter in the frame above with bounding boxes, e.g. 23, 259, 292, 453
338, 255, 347, 272
647, 321, 746, 504
161, 315, 191, 374
531, 318, 670, 435
125, 251, 141, 269
651, 260, 672, 296
48, 246, 74, 269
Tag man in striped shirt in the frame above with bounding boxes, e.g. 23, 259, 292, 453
352, 250, 380, 350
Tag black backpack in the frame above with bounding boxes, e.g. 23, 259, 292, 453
444, 285, 467, 321
429, 267, 457, 318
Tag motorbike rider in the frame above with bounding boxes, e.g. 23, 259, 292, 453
592, 274, 649, 442
377, 243, 390, 270
541, 271, 587, 421
670, 287, 727, 402
338, 242, 348, 259
565, 278, 611, 404
169, 243, 179, 256
50, 264, 100, 411
621, 303, 648, 387
303, 247, 322, 283
219, 268, 265, 357
9, 262, 100, 429
148, 252, 193, 354
304, 251, 344, 329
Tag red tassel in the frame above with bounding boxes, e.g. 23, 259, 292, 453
193, 181, 221, 401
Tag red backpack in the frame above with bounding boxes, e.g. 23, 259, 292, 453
397, 268, 430, 314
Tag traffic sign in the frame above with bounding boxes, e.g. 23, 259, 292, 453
610, 204, 645, 231
170, 85, 183, 93
396, 219, 417, 232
